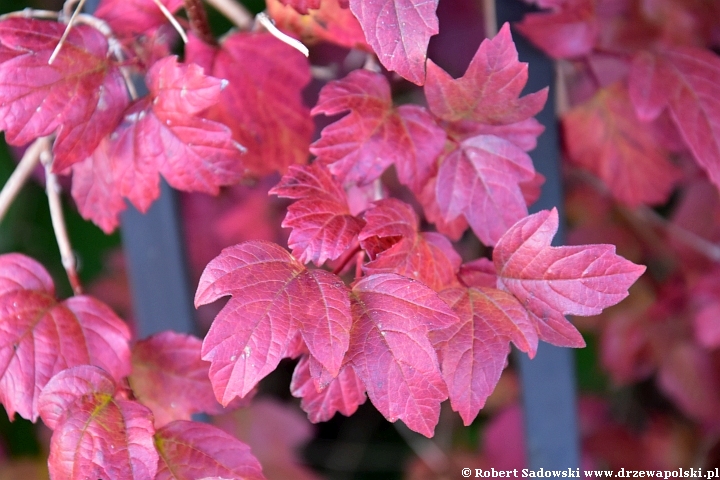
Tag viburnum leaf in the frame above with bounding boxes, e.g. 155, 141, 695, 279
0, 18, 129, 171
434, 287, 538, 425
39, 366, 158, 480
71, 56, 245, 233
278, 0, 321, 14
0, 254, 131, 421
515, 0, 598, 59
186, 32, 313, 176
629, 48, 720, 193
311, 70, 446, 188
563, 82, 681, 206
155, 420, 266, 480
425, 23, 548, 125
95, 0, 184, 37
270, 164, 365, 266
195, 241, 352, 403
267, 0, 369, 50
291, 355, 367, 422
128, 331, 225, 428
493, 208, 646, 347
347, 274, 457, 437
457, 258, 497, 289
359, 199, 461, 291
348, 0, 439, 85
435, 134, 537, 246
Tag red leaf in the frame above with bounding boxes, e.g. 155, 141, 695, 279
40, 366, 158, 479
291, 355, 367, 422
186, 33, 313, 176
359, 199, 461, 291
417, 176, 469, 241
311, 70, 445, 188
155, 420, 266, 480
71, 57, 245, 233
95, 0, 184, 37
129, 331, 225, 428
435, 135, 536, 246
347, 274, 456, 437
270, 164, 365, 265
195, 242, 352, 403
0, 254, 131, 421
348, 0, 439, 85
458, 258, 497, 289
629, 47, 720, 193
435, 287, 538, 425
267, 0, 369, 50
425, 23, 548, 125
493, 209, 646, 347
515, 0, 598, 59
278, 0, 321, 14
563, 83, 681, 206
0, 18, 129, 171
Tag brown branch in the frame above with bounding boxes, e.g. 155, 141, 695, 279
184, 0, 217, 45
204, 0, 253, 31
0, 138, 46, 224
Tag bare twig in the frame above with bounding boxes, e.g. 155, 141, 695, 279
0, 138, 47, 224
393, 422, 449, 475
0, 8, 59, 21
635, 206, 720, 262
153, 0, 189, 43
481, 0, 498, 38
184, 0, 216, 45
40, 145, 83, 295
49, 0, 88, 64
256, 12, 309, 57
204, 0, 253, 31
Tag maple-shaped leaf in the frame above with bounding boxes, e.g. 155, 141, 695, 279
425, 23, 548, 125
417, 176, 470, 241
629, 48, 720, 193
39, 366, 158, 479
563, 82, 681, 206
0, 254, 131, 421
494, 208, 646, 347
71, 56, 245, 233
0, 18, 129, 171
311, 70, 446, 188
359, 199, 461, 291
270, 164, 365, 266
128, 331, 225, 428
290, 355, 367, 422
434, 287, 538, 425
155, 420, 266, 480
515, 0, 598, 59
457, 258, 497, 289
195, 241, 353, 403
347, 274, 457, 437
186, 33, 313, 176
267, 0, 369, 50
435, 134, 536, 246
96, 0, 183, 37
348, 0, 438, 85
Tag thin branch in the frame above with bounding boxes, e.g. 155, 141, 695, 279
481, 0, 498, 38
41, 146, 83, 295
332, 244, 363, 276
49, 0, 88, 64
635, 206, 720, 262
204, 0, 253, 31
153, 0, 189, 43
0, 138, 46, 224
256, 12, 309, 57
0, 8, 59, 21
184, 0, 216, 45
393, 422, 450, 475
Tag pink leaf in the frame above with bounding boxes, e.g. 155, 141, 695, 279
425, 23, 547, 125
270, 164, 365, 265
155, 420, 266, 480
435, 287, 538, 425
493, 209, 646, 347
0, 254, 131, 421
458, 258, 497, 289
129, 331, 225, 428
277, 0, 321, 14
311, 70, 445, 187
629, 47, 720, 193
348, 0, 439, 85
291, 355, 367, 422
195, 242, 352, 403
0, 18, 129, 171
359, 199, 461, 291
435, 135, 536, 246
95, 0, 184, 37
41, 366, 158, 479
347, 274, 456, 437
186, 33, 313, 176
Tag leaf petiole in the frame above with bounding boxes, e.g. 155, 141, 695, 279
0, 138, 46, 224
